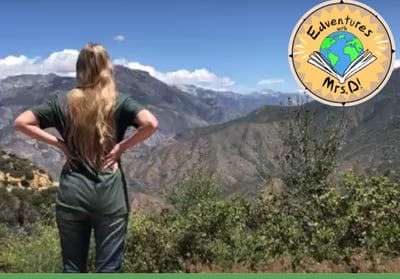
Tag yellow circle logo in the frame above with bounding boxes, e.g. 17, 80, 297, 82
289, 0, 396, 106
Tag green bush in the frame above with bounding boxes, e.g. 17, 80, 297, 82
1, 172, 400, 272
0, 221, 61, 273
123, 212, 181, 272
0, 187, 56, 231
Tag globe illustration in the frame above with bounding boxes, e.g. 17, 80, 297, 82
320, 31, 364, 75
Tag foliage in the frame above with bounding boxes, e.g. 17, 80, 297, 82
1, 172, 400, 272
277, 97, 347, 204
0, 220, 61, 273
0, 187, 56, 230
0, 150, 37, 180
0, 150, 53, 189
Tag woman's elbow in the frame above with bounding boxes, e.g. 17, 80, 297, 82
138, 119, 158, 134
14, 116, 26, 131
14, 111, 38, 131
149, 117, 159, 132
137, 110, 159, 133
143, 116, 159, 134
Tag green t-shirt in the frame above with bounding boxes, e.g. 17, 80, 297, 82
30, 92, 144, 219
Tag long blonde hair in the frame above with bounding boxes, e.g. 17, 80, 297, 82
66, 43, 117, 171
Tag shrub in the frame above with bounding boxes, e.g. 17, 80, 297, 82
1, 173, 400, 272
0, 221, 61, 273
123, 212, 181, 272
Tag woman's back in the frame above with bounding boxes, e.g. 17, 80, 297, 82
30, 92, 144, 218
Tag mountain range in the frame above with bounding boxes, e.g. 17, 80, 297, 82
1, 65, 400, 202
0, 65, 300, 199
122, 67, 400, 198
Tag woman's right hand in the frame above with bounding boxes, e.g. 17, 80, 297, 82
101, 110, 158, 173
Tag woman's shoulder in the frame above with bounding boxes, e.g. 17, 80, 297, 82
55, 91, 142, 110
116, 92, 129, 102
34, 93, 65, 110
115, 92, 143, 108
58, 90, 130, 105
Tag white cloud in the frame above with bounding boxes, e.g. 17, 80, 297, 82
395, 59, 400, 69
0, 50, 235, 91
113, 35, 125, 42
42, 49, 78, 76
113, 59, 157, 76
114, 59, 235, 91
0, 49, 78, 78
0, 55, 39, 77
257, 78, 285, 86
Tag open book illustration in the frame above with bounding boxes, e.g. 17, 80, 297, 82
307, 50, 377, 84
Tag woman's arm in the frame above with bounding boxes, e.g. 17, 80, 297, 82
102, 109, 158, 169
119, 109, 159, 151
14, 110, 65, 151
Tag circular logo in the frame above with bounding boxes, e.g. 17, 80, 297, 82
289, 0, 396, 106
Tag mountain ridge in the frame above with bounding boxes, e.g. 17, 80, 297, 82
0, 65, 293, 197
122, 68, 400, 198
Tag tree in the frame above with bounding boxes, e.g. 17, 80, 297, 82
278, 96, 347, 206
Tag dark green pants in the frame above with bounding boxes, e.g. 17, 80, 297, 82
56, 210, 129, 273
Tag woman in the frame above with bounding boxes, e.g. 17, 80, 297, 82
13, 43, 158, 273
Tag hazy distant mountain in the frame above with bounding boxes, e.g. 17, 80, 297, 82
177, 84, 304, 112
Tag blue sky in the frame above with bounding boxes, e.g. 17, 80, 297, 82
0, 0, 398, 93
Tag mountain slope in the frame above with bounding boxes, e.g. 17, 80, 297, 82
0, 65, 285, 185
124, 68, 400, 198
125, 105, 285, 198
3, 65, 399, 200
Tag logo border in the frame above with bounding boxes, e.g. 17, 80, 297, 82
288, 0, 396, 107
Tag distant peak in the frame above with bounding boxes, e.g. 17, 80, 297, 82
114, 65, 151, 76
174, 84, 200, 95
1, 72, 58, 81
249, 89, 281, 97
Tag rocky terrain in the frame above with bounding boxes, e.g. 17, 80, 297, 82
0, 150, 53, 190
